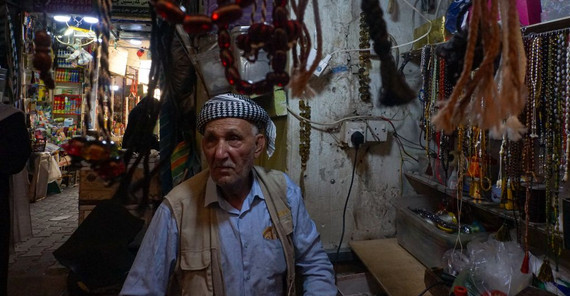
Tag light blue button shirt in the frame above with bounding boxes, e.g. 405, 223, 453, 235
120, 172, 337, 296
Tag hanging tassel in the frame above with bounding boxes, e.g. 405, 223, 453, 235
425, 160, 433, 176
537, 259, 554, 282
471, 180, 481, 202
505, 181, 514, 210
521, 180, 531, 274
495, 223, 511, 242
499, 178, 507, 209
361, 0, 415, 106
521, 252, 529, 274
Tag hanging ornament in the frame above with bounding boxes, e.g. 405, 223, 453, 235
62, 137, 125, 181
432, 0, 527, 140
32, 30, 55, 89
360, 0, 415, 106
152, 0, 322, 96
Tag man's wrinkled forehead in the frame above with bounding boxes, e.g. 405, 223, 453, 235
202, 117, 257, 134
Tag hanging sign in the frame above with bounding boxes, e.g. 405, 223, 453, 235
33, 0, 93, 15
112, 0, 150, 18
109, 47, 128, 76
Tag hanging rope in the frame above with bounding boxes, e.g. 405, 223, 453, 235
93, 0, 113, 140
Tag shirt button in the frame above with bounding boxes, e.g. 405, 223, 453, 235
246, 276, 250, 280
244, 243, 248, 248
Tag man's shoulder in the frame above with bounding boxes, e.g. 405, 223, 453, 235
254, 166, 286, 179
166, 169, 210, 202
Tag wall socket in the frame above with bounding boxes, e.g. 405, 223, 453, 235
366, 120, 387, 142
342, 121, 367, 147
341, 120, 388, 147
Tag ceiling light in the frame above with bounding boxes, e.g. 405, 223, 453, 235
83, 17, 99, 24
129, 39, 142, 46
53, 15, 71, 22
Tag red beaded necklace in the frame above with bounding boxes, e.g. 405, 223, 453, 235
153, 0, 317, 95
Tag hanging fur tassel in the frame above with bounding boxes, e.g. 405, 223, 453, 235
361, 0, 415, 106
538, 259, 554, 282
521, 252, 529, 274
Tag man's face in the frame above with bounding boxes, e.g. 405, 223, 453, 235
201, 117, 265, 188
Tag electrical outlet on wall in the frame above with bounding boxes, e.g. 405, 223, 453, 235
342, 121, 367, 147
366, 120, 387, 142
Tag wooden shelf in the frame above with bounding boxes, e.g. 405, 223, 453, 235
522, 16, 570, 35
55, 82, 82, 85
53, 113, 81, 116
404, 171, 552, 234
350, 239, 429, 296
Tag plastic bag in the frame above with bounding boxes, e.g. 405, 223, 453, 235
442, 248, 470, 276
456, 236, 532, 295
47, 155, 62, 183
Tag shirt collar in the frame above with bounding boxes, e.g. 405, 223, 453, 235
204, 173, 265, 208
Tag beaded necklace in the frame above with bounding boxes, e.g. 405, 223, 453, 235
543, 33, 555, 263
424, 48, 435, 172
456, 125, 465, 202
299, 100, 311, 196
152, 0, 318, 95
358, 12, 372, 102
562, 33, 570, 182
528, 37, 541, 138
550, 32, 566, 268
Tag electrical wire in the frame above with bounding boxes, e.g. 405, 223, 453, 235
324, 0, 438, 56
288, 105, 421, 163
334, 143, 360, 263
382, 117, 420, 162
287, 105, 404, 128
417, 281, 448, 296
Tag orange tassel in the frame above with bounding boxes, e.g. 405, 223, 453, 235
521, 252, 529, 274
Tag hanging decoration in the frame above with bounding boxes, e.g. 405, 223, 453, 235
420, 1, 570, 280
55, 35, 96, 67
431, 0, 527, 140
152, 0, 322, 97
358, 12, 372, 102
360, 0, 415, 106
62, 0, 126, 181
32, 30, 55, 89
298, 100, 311, 196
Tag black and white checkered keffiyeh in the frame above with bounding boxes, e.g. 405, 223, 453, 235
197, 93, 276, 157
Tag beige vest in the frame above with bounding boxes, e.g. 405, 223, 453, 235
165, 166, 296, 296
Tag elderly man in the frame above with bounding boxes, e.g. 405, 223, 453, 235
120, 93, 336, 296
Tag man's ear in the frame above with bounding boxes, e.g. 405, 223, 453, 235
254, 133, 266, 158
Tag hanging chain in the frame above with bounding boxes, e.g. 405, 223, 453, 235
299, 100, 311, 196
358, 12, 371, 102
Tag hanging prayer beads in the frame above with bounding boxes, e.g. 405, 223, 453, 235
358, 12, 372, 102
152, 0, 321, 96
299, 100, 311, 196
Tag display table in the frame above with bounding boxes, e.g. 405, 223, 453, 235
349, 238, 431, 296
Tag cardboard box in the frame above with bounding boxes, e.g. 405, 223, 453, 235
79, 168, 161, 202
79, 170, 120, 201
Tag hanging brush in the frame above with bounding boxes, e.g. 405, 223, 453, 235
538, 259, 554, 283
361, 0, 415, 106
495, 222, 511, 242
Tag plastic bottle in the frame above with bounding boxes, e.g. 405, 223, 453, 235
453, 286, 468, 296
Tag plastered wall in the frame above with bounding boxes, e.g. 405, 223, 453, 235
285, 0, 445, 251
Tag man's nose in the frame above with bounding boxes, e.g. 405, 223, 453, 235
214, 141, 229, 158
